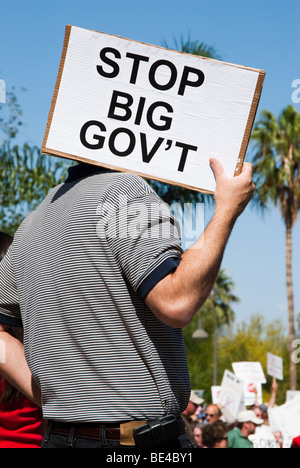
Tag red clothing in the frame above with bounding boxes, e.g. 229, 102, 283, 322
292, 436, 300, 448
0, 379, 43, 448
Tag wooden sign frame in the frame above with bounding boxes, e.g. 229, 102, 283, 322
42, 25, 265, 194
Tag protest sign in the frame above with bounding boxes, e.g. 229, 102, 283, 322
232, 361, 266, 406
42, 25, 265, 194
211, 386, 221, 404
267, 352, 283, 381
216, 370, 244, 418
243, 382, 263, 406
286, 390, 300, 402
232, 361, 267, 384
268, 396, 300, 448
249, 425, 280, 449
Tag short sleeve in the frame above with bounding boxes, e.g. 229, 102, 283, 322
0, 246, 22, 327
104, 190, 183, 299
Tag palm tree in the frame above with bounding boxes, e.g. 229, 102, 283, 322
162, 35, 222, 60
251, 105, 300, 390
297, 312, 300, 339
201, 269, 239, 329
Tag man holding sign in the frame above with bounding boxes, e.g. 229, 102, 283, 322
0, 157, 254, 449
0, 27, 256, 449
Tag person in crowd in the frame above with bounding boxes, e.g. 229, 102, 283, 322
194, 404, 206, 423
249, 405, 281, 449
227, 410, 263, 448
193, 422, 206, 448
252, 378, 278, 421
249, 380, 282, 448
205, 404, 222, 424
0, 158, 254, 449
0, 232, 43, 448
201, 421, 228, 449
259, 404, 269, 421
251, 405, 264, 420
205, 403, 236, 428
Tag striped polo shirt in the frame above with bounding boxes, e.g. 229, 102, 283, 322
0, 164, 191, 422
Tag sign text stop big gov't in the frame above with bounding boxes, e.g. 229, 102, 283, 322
42, 25, 265, 193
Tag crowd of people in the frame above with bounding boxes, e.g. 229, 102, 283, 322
181, 390, 300, 449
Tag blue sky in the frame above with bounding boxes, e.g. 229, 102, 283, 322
0, 0, 299, 330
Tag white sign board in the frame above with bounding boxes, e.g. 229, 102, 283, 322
217, 370, 244, 418
243, 382, 263, 406
249, 425, 280, 449
232, 361, 267, 384
232, 361, 266, 406
267, 353, 283, 381
211, 386, 221, 404
286, 390, 300, 402
42, 25, 265, 194
268, 396, 300, 447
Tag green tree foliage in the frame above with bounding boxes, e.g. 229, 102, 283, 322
0, 86, 24, 140
0, 88, 69, 234
200, 269, 239, 331
162, 35, 221, 60
184, 314, 291, 405
0, 142, 68, 233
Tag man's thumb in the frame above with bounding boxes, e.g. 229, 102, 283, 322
209, 158, 225, 181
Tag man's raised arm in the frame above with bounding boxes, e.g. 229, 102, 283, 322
145, 158, 255, 328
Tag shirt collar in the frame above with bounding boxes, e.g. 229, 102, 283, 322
65, 163, 114, 183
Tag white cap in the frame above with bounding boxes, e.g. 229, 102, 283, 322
237, 410, 264, 425
189, 391, 204, 406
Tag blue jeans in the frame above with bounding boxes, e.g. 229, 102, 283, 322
41, 424, 192, 449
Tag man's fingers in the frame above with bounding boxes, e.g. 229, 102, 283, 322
209, 158, 225, 181
241, 161, 253, 176
210, 159, 254, 187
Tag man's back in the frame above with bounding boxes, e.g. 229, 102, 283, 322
0, 165, 190, 422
